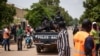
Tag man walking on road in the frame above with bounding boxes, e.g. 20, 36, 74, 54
16, 25, 23, 51
90, 22, 100, 56
3, 26, 11, 51
57, 21, 70, 56
73, 19, 96, 56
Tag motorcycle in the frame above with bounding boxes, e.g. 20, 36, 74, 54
25, 35, 32, 48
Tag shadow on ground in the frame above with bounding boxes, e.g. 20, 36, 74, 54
37, 51, 58, 55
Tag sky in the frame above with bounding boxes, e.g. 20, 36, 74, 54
7, 0, 85, 19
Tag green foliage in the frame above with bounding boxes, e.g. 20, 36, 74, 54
0, 0, 16, 29
25, 0, 73, 28
25, 3, 54, 28
59, 7, 73, 26
80, 0, 100, 23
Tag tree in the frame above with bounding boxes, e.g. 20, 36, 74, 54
25, 3, 54, 28
25, 0, 73, 28
80, 0, 100, 23
0, 0, 16, 29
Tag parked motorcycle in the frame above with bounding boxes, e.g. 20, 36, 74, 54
25, 35, 32, 48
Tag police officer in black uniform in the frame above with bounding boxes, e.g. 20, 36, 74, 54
54, 11, 64, 24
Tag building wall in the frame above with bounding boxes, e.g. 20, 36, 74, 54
7, 3, 28, 25
14, 7, 27, 19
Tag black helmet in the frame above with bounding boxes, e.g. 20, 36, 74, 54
82, 19, 92, 32
58, 21, 66, 28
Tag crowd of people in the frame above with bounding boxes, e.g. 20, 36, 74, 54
57, 19, 100, 56
2, 24, 34, 51
1, 12, 100, 56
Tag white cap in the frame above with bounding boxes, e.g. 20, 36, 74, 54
27, 34, 29, 36
27, 24, 30, 26
4, 28, 8, 32
92, 22, 97, 25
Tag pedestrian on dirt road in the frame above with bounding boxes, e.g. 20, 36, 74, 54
73, 19, 96, 56
90, 22, 100, 56
73, 25, 79, 35
11, 24, 17, 42
3, 26, 11, 51
57, 21, 70, 56
16, 25, 23, 51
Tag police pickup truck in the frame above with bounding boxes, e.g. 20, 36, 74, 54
33, 32, 58, 53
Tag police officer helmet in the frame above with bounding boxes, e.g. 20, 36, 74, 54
58, 21, 66, 28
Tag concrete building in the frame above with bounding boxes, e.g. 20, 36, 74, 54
14, 7, 27, 19
7, 3, 27, 19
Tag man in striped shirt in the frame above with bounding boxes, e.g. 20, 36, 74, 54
57, 21, 70, 56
